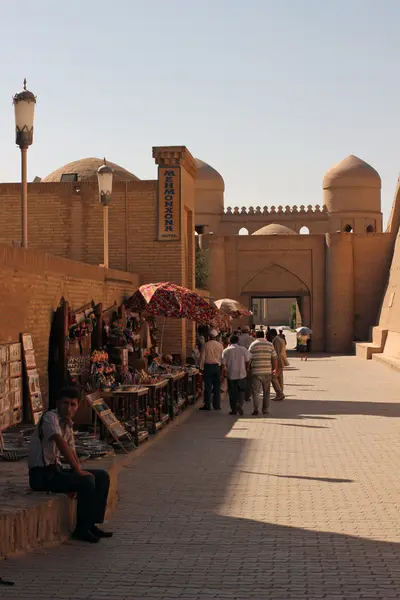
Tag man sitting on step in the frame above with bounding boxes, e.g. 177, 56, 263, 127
28, 386, 113, 543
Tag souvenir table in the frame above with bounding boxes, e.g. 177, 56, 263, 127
185, 368, 200, 405
101, 386, 149, 446
145, 380, 169, 434
159, 372, 186, 419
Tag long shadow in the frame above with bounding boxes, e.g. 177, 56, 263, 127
268, 422, 328, 429
2, 410, 400, 599
239, 470, 354, 483
278, 398, 400, 418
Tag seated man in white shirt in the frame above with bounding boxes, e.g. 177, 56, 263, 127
28, 387, 112, 543
221, 334, 251, 416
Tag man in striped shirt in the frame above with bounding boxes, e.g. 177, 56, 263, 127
248, 330, 283, 415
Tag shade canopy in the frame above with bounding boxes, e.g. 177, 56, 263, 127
127, 282, 220, 324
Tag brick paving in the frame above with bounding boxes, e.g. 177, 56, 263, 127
2, 355, 400, 599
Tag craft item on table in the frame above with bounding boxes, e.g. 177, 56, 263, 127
121, 366, 134, 385
67, 356, 91, 377
108, 320, 127, 347
90, 350, 116, 390
134, 369, 164, 385
71, 432, 114, 460
68, 313, 96, 342
0, 432, 29, 461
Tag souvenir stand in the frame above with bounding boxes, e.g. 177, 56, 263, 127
0, 342, 23, 431
103, 304, 171, 438
48, 299, 133, 458
126, 282, 221, 421
48, 297, 99, 407
0, 336, 43, 462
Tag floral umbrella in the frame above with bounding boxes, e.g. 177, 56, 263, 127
127, 282, 220, 325
214, 298, 253, 319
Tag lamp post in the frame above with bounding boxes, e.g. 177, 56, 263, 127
97, 158, 113, 268
13, 79, 36, 249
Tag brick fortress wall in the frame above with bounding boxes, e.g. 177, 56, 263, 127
0, 245, 139, 404
0, 146, 198, 359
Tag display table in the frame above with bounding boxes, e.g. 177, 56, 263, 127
185, 368, 200, 404
145, 380, 169, 434
159, 372, 186, 418
100, 386, 149, 446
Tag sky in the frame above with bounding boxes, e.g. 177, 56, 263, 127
1, 0, 399, 222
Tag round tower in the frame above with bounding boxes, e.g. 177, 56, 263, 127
323, 155, 382, 233
194, 159, 224, 234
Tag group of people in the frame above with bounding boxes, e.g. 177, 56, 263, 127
199, 326, 289, 416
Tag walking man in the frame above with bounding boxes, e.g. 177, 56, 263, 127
270, 328, 288, 393
248, 330, 280, 416
238, 325, 254, 402
221, 334, 251, 415
199, 329, 223, 411
28, 387, 112, 543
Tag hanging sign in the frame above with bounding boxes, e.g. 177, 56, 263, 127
157, 167, 181, 241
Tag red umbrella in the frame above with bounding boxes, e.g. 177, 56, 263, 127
127, 282, 220, 325
214, 298, 252, 319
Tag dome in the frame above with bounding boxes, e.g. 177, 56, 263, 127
252, 224, 297, 236
42, 157, 139, 183
323, 155, 381, 189
195, 159, 225, 192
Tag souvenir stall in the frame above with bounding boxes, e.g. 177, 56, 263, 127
48, 297, 100, 404
0, 334, 48, 461
90, 349, 152, 445
126, 282, 220, 419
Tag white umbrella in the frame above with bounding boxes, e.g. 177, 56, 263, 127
296, 327, 313, 335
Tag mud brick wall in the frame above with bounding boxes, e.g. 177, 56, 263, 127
0, 244, 139, 404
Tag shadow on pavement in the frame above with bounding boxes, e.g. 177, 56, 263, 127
2, 407, 399, 599
277, 398, 400, 418
239, 471, 354, 483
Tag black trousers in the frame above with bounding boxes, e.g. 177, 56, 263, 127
29, 467, 110, 530
203, 363, 221, 409
227, 377, 247, 413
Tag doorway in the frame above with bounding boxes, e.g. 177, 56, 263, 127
251, 295, 308, 349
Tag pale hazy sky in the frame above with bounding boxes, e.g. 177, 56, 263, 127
1, 0, 399, 220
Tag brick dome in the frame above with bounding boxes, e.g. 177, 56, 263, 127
252, 224, 297, 235
323, 155, 381, 214
41, 157, 139, 183
323, 155, 380, 190
195, 159, 225, 192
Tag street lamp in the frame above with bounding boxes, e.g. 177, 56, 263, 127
13, 79, 36, 249
97, 158, 113, 268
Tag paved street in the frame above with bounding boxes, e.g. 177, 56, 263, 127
2, 355, 400, 600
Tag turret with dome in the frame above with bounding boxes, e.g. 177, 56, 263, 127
194, 158, 225, 233
322, 154, 382, 232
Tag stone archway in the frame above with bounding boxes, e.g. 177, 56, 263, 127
241, 263, 312, 327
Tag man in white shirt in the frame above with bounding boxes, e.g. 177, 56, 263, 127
28, 387, 112, 543
199, 329, 223, 411
238, 325, 254, 402
222, 334, 251, 415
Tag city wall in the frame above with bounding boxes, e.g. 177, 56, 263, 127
0, 244, 139, 402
